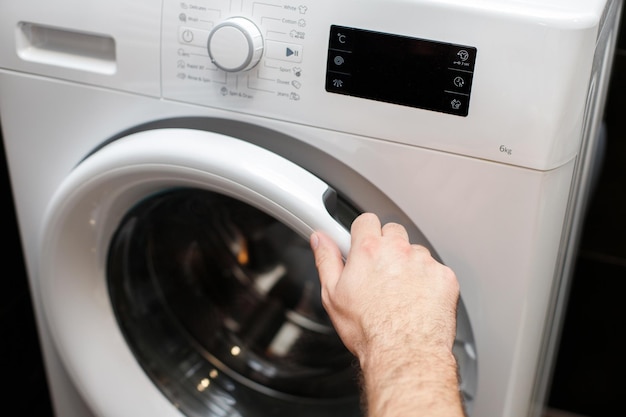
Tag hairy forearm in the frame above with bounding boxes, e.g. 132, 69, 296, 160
360, 345, 466, 417
310, 217, 465, 416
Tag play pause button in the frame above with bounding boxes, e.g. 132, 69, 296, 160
266, 40, 303, 63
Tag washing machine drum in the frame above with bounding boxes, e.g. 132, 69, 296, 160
108, 188, 360, 416
38, 127, 476, 417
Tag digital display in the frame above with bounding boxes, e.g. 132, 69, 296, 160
326, 25, 477, 116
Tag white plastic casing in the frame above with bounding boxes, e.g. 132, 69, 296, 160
0, 0, 614, 170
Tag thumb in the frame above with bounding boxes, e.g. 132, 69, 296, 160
310, 231, 344, 292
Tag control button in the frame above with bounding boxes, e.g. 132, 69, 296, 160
442, 92, 470, 116
445, 70, 473, 95
329, 26, 354, 51
326, 73, 350, 93
208, 17, 264, 72
265, 40, 303, 63
327, 50, 352, 74
182, 29, 194, 43
448, 47, 476, 71
178, 26, 211, 48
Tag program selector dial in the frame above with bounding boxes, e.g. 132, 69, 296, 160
207, 17, 264, 72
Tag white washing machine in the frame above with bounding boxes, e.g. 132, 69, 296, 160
0, 0, 621, 416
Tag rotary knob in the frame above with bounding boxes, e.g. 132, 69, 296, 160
207, 17, 264, 72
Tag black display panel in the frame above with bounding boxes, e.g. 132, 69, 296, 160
326, 25, 477, 116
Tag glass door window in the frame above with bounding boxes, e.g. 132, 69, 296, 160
108, 188, 361, 417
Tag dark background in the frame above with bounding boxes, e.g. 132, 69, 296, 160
546, 4, 626, 415
1, 7, 624, 416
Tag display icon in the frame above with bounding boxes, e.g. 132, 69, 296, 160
181, 29, 193, 43
286, 47, 299, 57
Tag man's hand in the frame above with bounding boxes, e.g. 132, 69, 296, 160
310, 213, 466, 417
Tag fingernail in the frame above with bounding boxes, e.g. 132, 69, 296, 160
310, 232, 319, 250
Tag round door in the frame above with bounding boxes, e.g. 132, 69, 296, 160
39, 127, 476, 417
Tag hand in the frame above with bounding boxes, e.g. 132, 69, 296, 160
310, 212, 460, 365
310, 213, 466, 417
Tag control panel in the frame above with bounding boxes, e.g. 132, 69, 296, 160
326, 26, 477, 117
156, 0, 595, 170
162, 1, 476, 118
0, 0, 608, 171
162, 0, 310, 107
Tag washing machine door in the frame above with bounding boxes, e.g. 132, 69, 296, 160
38, 128, 476, 417
38, 128, 362, 417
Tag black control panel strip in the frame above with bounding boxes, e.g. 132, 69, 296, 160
326, 25, 477, 117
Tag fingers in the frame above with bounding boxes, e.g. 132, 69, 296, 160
382, 222, 410, 241
352, 213, 409, 242
411, 243, 433, 257
350, 212, 382, 243
310, 231, 344, 291
311, 213, 412, 291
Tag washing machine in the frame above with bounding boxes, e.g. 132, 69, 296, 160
0, 0, 621, 416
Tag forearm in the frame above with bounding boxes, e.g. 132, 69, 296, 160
360, 346, 466, 417
310, 216, 465, 415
